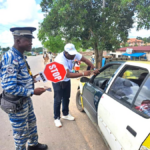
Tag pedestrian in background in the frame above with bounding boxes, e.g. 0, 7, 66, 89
48, 52, 54, 62
91, 53, 95, 64
43, 51, 49, 65
0, 27, 48, 150
52, 43, 99, 128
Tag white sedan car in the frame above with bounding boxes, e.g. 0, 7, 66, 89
76, 61, 150, 150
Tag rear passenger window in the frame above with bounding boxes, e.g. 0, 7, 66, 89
108, 65, 148, 106
134, 76, 150, 117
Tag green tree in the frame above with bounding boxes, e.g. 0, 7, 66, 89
32, 47, 36, 52
143, 37, 148, 44
2, 47, 9, 53
39, 0, 149, 68
38, 31, 65, 53
136, 36, 143, 40
134, 43, 138, 46
147, 37, 150, 43
121, 0, 150, 30
122, 42, 129, 47
32, 47, 43, 53
136, 36, 150, 44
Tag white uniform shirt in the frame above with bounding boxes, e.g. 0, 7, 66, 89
54, 52, 82, 81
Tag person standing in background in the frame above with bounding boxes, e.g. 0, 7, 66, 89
43, 51, 49, 65
48, 52, 54, 62
91, 53, 95, 64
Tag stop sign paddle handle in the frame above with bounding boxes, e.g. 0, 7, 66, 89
35, 76, 41, 82
34, 72, 48, 82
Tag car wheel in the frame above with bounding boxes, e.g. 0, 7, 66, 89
76, 90, 84, 112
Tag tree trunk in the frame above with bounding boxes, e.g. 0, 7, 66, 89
94, 43, 103, 69
97, 51, 103, 69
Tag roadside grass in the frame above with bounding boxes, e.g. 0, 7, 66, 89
80, 62, 96, 71
80, 63, 88, 71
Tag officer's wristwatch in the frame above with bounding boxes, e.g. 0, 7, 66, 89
93, 68, 97, 70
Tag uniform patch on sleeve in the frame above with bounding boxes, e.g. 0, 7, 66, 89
6, 65, 15, 74
13, 59, 18, 65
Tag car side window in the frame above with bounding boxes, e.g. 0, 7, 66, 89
134, 76, 150, 117
108, 65, 148, 106
94, 64, 120, 90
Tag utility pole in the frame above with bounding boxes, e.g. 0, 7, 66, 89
103, 0, 105, 8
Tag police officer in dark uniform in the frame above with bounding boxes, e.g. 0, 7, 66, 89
0, 27, 48, 150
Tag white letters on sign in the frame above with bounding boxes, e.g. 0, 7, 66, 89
49, 64, 62, 80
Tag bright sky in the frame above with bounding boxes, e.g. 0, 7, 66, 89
0, 0, 150, 48
0, 0, 44, 48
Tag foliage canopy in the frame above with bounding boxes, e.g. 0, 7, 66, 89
39, 0, 150, 67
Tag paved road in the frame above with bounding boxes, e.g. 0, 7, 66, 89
0, 55, 108, 150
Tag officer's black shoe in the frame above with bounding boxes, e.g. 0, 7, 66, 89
28, 143, 48, 150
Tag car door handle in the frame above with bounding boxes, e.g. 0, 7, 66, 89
126, 126, 137, 137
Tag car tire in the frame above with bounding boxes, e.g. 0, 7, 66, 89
76, 90, 84, 112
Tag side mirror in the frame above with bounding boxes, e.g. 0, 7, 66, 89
89, 75, 96, 83
80, 77, 90, 83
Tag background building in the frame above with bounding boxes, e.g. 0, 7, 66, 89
116, 46, 150, 60
127, 38, 144, 46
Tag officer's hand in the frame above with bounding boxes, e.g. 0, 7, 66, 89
93, 69, 99, 75
33, 74, 40, 83
33, 74, 39, 78
83, 70, 92, 76
34, 88, 46, 95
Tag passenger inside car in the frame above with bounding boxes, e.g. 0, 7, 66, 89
129, 72, 148, 86
109, 77, 139, 103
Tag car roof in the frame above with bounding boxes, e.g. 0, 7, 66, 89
106, 61, 125, 65
123, 61, 150, 72
107, 60, 150, 65
105, 61, 150, 72
126, 61, 150, 65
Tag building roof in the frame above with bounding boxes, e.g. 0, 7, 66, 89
122, 52, 146, 57
127, 38, 143, 43
117, 46, 150, 52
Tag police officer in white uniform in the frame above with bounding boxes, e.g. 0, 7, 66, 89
52, 43, 99, 127
0, 27, 48, 150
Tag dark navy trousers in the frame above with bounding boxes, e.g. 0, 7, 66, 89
52, 80, 71, 119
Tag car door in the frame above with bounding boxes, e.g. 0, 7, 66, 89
98, 64, 150, 150
82, 63, 121, 124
